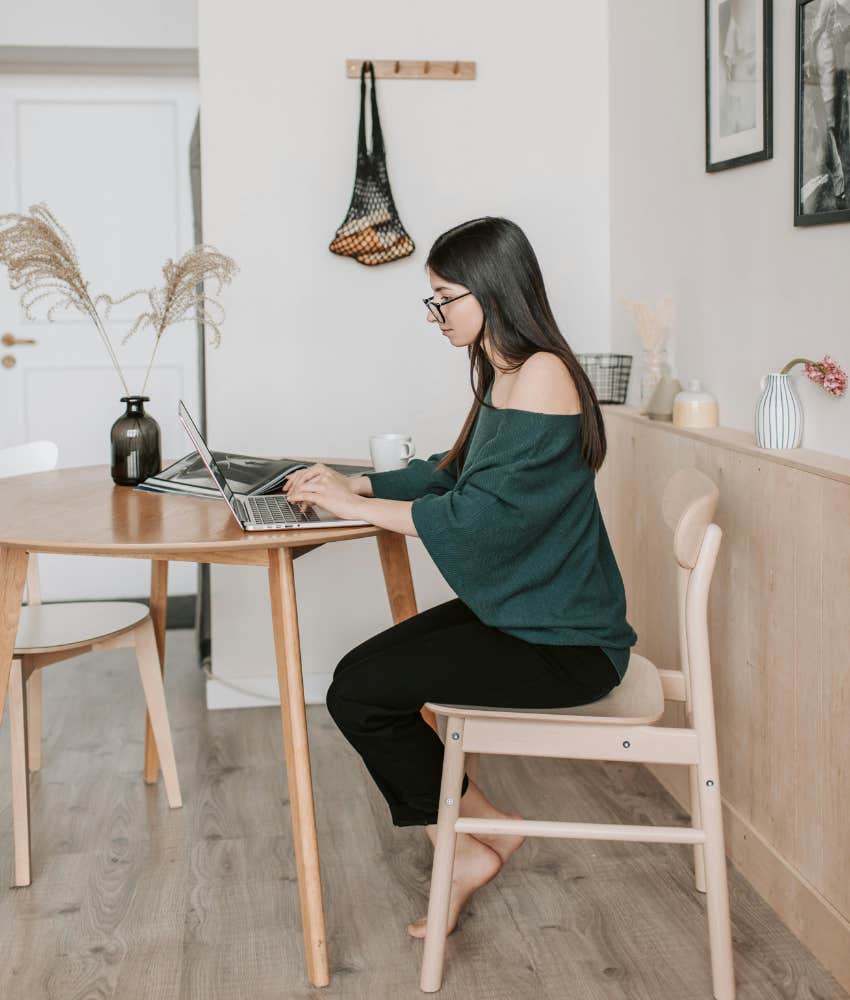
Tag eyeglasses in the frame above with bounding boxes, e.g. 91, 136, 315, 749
422, 291, 473, 324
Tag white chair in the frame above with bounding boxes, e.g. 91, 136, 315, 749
1, 441, 182, 888
420, 467, 735, 999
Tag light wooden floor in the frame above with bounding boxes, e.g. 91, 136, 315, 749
0, 629, 847, 1000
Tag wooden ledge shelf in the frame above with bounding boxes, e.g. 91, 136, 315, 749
601, 403, 850, 486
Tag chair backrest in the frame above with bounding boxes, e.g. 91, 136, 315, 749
0, 440, 59, 478
661, 467, 722, 728
0, 440, 58, 605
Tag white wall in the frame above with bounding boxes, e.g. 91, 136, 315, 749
0, 1, 197, 50
609, 1, 849, 458
198, 0, 612, 703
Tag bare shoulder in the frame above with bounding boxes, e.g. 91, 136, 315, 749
506, 352, 582, 415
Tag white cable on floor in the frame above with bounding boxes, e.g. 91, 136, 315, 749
202, 664, 280, 704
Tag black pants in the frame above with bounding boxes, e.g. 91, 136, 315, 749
326, 598, 621, 827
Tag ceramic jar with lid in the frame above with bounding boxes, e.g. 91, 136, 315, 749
672, 379, 719, 429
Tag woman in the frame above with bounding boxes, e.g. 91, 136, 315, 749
282, 217, 638, 939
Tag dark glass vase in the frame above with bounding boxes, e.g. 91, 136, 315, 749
110, 396, 161, 486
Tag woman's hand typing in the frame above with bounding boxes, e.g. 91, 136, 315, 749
282, 464, 369, 520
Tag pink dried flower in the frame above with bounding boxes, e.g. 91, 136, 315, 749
780, 355, 847, 397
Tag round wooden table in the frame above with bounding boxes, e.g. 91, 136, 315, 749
0, 463, 421, 988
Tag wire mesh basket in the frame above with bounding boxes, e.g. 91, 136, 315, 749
575, 353, 633, 404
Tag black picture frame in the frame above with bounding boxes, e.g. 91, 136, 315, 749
705, 0, 773, 172
795, 0, 850, 226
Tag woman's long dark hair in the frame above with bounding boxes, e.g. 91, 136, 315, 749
428, 216, 607, 474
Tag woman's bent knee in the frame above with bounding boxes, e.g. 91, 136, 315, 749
326, 672, 363, 727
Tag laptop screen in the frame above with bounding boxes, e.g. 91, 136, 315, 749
177, 401, 240, 513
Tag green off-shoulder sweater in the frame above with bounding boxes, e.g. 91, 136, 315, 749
364, 383, 638, 680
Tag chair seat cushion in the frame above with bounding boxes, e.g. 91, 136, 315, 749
425, 652, 664, 726
14, 602, 150, 654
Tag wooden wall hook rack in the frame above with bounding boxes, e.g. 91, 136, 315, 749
346, 59, 476, 80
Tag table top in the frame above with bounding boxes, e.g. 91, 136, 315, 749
0, 463, 382, 555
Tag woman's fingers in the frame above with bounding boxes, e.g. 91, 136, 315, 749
284, 463, 323, 494
286, 473, 322, 509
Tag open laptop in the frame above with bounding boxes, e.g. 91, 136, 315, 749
177, 400, 371, 531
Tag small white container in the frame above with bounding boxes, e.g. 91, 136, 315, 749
672, 379, 719, 429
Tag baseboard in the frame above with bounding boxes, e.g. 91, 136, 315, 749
646, 763, 850, 994
205, 671, 333, 710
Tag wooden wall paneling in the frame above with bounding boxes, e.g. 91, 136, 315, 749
818, 477, 850, 918
795, 470, 826, 893
748, 462, 799, 861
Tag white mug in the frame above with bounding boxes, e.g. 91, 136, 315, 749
369, 433, 416, 472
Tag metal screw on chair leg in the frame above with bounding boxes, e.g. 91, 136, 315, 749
446, 797, 454, 806
622, 740, 631, 748
451, 732, 460, 740
706, 779, 714, 787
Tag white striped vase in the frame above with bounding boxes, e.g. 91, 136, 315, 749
755, 373, 803, 449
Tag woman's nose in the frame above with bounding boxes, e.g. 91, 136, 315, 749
426, 310, 438, 324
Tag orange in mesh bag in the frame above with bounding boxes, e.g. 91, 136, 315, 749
329, 61, 415, 266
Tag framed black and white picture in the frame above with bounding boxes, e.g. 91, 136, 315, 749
705, 0, 773, 171
795, 0, 850, 225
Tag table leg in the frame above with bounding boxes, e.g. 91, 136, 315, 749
0, 547, 29, 732
267, 547, 329, 988
375, 531, 439, 735
144, 559, 169, 783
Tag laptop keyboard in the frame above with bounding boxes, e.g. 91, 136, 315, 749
244, 495, 322, 525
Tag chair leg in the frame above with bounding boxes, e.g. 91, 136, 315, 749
9, 659, 32, 886
420, 716, 466, 994
133, 620, 182, 809
26, 664, 42, 773
696, 768, 735, 1000
689, 763, 706, 892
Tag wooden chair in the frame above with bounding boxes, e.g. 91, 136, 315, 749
1, 441, 182, 888
420, 467, 735, 999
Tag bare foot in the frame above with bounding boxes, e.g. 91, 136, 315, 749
468, 811, 526, 867
406, 832, 502, 939
458, 780, 527, 866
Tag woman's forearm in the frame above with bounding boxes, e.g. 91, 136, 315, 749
349, 474, 374, 497
352, 495, 418, 537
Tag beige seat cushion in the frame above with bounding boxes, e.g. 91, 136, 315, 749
14, 602, 150, 654
426, 652, 664, 726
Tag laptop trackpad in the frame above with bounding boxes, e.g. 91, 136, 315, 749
311, 505, 345, 523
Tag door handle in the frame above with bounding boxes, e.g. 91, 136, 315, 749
1, 333, 37, 346
1, 355, 16, 369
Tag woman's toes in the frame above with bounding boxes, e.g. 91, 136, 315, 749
407, 917, 428, 939
406, 836, 503, 939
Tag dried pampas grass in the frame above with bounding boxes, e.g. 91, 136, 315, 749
100, 244, 239, 393
621, 295, 673, 352
0, 201, 131, 394
0, 201, 239, 396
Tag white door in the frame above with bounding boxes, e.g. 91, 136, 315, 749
0, 72, 201, 601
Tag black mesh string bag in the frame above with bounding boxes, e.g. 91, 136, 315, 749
329, 61, 415, 266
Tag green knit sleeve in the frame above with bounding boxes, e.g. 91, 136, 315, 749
410, 417, 582, 569
365, 450, 457, 501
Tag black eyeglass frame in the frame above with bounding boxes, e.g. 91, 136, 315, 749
422, 290, 473, 324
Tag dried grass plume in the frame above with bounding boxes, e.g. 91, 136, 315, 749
0, 201, 239, 397
0, 201, 130, 393
100, 244, 239, 393
621, 295, 673, 352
